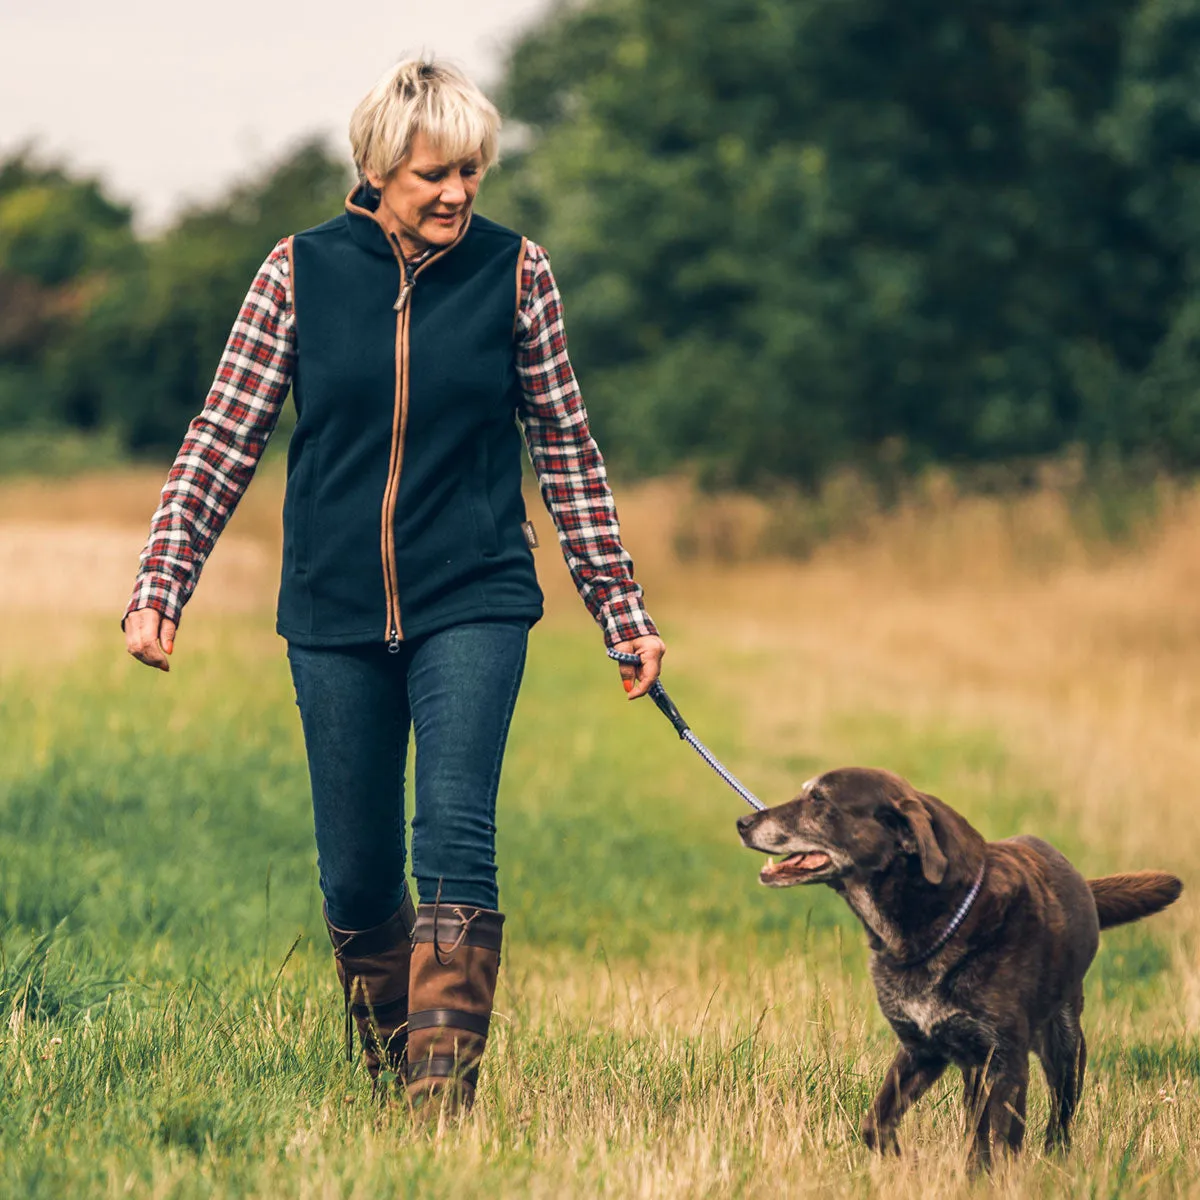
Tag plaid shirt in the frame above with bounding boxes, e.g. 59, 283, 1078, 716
125, 234, 658, 648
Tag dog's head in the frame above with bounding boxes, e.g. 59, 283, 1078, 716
736, 767, 949, 889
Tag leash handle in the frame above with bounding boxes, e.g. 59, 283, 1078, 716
649, 684, 690, 739
607, 648, 688, 736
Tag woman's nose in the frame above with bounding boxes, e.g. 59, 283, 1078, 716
441, 176, 467, 205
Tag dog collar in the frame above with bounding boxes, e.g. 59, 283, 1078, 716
889, 860, 986, 970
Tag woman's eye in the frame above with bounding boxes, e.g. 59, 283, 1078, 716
420, 172, 445, 183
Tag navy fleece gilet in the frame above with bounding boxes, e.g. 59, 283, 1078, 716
277, 194, 544, 646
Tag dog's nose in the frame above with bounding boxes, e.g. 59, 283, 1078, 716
736, 813, 758, 834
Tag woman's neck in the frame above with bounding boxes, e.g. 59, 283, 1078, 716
367, 194, 429, 262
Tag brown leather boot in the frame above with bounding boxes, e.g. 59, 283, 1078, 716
325, 894, 417, 1094
405, 903, 504, 1113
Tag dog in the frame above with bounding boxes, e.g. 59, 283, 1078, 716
737, 767, 1182, 1167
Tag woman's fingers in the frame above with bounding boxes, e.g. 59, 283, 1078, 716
613, 636, 667, 700
613, 643, 639, 692
161, 619, 177, 655
626, 638, 664, 699
125, 608, 172, 671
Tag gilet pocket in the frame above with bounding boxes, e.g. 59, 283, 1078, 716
469, 440, 500, 558
285, 439, 318, 577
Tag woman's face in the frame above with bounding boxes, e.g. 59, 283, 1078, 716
368, 131, 482, 256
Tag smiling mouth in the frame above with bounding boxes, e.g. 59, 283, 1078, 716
759, 851, 833, 886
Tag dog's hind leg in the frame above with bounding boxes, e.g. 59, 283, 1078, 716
1038, 993, 1085, 1153
861, 1047, 947, 1154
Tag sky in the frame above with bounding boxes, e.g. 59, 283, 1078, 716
0, 0, 554, 230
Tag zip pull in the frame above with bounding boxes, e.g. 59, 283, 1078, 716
392, 246, 416, 311
387, 630, 401, 654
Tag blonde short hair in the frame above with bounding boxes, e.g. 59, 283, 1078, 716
349, 58, 501, 182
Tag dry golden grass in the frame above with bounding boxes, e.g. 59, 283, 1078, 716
608, 475, 1200, 859
2, 467, 1198, 1196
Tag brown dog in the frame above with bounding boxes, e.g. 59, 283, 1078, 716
737, 767, 1182, 1167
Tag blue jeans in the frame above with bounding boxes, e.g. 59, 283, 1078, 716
287, 621, 528, 928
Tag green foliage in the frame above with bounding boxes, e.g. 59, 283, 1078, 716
0, 156, 132, 287
8, 2, 1200, 486
490, 0, 1200, 486
81, 141, 351, 450
0, 151, 137, 432
0, 141, 349, 454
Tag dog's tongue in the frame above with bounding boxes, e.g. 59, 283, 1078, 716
760, 851, 831, 882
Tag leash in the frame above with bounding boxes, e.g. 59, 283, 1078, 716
607, 649, 983, 958
607, 648, 765, 811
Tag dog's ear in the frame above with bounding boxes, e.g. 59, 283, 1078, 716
894, 793, 948, 885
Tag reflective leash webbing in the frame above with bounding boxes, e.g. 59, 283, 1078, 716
607, 648, 766, 812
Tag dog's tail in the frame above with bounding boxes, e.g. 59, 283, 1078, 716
1089, 871, 1183, 930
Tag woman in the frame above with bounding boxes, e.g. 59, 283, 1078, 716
123, 58, 665, 1111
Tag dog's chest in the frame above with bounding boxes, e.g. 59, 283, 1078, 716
876, 975, 994, 1064
889, 991, 955, 1035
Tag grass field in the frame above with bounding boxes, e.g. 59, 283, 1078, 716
1, 468, 1198, 1197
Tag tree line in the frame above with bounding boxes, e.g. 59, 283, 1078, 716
0, 143, 346, 457
4, 0, 1200, 489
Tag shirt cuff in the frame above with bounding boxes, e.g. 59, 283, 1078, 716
122, 573, 187, 631
602, 594, 659, 648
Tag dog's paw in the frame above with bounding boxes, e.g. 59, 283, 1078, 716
860, 1116, 898, 1156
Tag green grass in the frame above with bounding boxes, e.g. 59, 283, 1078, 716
0, 428, 128, 477
0, 616, 1193, 1197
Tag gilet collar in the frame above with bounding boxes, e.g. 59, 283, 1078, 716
343, 184, 473, 261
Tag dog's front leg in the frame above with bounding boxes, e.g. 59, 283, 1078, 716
966, 1060, 1030, 1170
861, 1047, 947, 1154
986, 1063, 1029, 1156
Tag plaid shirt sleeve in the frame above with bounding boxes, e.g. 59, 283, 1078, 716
123, 239, 295, 628
516, 241, 658, 648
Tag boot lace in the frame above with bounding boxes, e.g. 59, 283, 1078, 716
432, 881, 480, 965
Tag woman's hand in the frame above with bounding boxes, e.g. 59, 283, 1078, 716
613, 635, 666, 700
124, 608, 177, 672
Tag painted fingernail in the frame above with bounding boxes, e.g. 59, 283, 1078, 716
623, 679, 633, 693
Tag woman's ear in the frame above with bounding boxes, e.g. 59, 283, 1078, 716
894, 793, 948, 885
